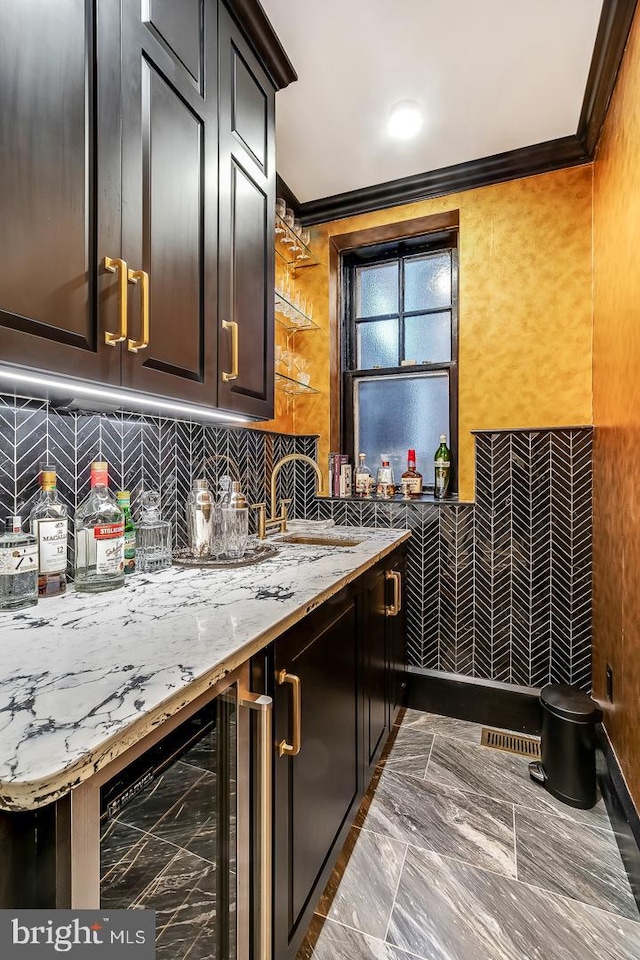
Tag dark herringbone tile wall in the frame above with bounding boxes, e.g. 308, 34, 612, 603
0, 392, 317, 561
303, 427, 593, 691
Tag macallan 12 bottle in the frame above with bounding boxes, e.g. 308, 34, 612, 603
29, 465, 68, 597
75, 462, 125, 593
401, 449, 423, 498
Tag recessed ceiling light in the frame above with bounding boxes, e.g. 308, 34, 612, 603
387, 100, 423, 140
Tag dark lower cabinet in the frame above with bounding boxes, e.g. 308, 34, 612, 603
386, 551, 407, 727
271, 547, 407, 960
362, 564, 388, 781
273, 586, 360, 960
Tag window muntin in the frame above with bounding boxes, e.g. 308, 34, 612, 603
343, 234, 458, 492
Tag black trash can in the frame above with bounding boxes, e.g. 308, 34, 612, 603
529, 683, 602, 809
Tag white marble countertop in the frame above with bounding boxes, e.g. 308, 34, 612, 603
0, 521, 409, 811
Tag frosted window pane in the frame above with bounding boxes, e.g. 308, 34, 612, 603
356, 262, 398, 317
404, 253, 451, 312
357, 318, 399, 369
354, 373, 449, 486
404, 312, 451, 363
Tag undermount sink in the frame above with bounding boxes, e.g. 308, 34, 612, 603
278, 533, 363, 547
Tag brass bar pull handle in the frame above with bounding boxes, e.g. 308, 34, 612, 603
103, 256, 128, 345
278, 669, 301, 756
127, 268, 150, 353
385, 570, 402, 617
240, 691, 273, 960
222, 319, 239, 382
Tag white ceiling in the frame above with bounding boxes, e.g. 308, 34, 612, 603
261, 0, 604, 203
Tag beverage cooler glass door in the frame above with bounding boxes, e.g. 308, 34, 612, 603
98, 672, 272, 960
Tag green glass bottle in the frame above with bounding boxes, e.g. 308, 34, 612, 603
116, 491, 136, 574
434, 434, 451, 499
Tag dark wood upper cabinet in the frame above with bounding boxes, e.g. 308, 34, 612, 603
0, 0, 290, 418
119, 0, 219, 404
217, 5, 275, 419
0, 0, 121, 384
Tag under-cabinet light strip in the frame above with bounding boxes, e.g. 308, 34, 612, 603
0, 367, 249, 424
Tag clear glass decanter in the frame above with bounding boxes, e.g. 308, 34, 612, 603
136, 491, 172, 573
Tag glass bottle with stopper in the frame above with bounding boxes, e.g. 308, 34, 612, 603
136, 491, 172, 573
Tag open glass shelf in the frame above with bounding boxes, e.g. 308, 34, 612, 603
275, 290, 320, 332
275, 215, 319, 268
275, 372, 320, 396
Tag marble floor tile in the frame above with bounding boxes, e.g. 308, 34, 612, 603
383, 729, 433, 779
515, 807, 639, 920
124, 769, 217, 852
298, 915, 423, 960
387, 845, 640, 960
362, 769, 516, 877
316, 827, 407, 939
425, 735, 612, 831
397, 709, 483, 745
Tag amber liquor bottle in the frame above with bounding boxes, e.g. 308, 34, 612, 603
401, 449, 423, 498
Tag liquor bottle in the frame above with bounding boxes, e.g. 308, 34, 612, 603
375, 454, 396, 499
29, 466, 69, 597
434, 434, 452, 499
401, 449, 423, 498
74, 462, 125, 593
0, 516, 38, 610
136, 491, 172, 573
116, 491, 136, 574
354, 453, 373, 497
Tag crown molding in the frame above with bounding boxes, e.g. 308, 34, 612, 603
299, 136, 589, 225
224, 0, 297, 90
285, 0, 637, 225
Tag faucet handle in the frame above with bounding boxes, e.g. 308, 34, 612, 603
279, 498, 293, 532
250, 502, 267, 540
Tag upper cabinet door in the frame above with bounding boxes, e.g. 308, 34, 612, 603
119, 0, 219, 403
217, 6, 275, 419
0, 0, 121, 384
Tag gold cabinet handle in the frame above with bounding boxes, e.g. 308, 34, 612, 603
127, 268, 150, 353
385, 570, 402, 617
222, 319, 239, 382
277, 669, 301, 757
103, 256, 128, 345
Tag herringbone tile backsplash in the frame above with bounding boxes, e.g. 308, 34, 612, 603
302, 427, 593, 691
0, 392, 316, 560
0, 394, 592, 691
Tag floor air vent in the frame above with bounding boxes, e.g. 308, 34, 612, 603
480, 728, 541, 759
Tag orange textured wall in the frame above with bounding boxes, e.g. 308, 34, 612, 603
592, 7, 640, 808
295, 166, 593, 500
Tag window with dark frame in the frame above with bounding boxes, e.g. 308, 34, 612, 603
342, 230, 458, 491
